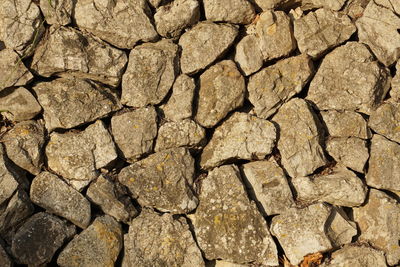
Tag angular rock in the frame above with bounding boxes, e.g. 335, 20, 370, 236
254, 0, 301, 10
215, 261, 247, 267
369, 101, 400, 143
234, 35, 263, 76
0, 87, 41, 122
204, 0, 256, 24
342, 0, 371, 20
11, 212, 75, 266
155, 0, 200, 38
307, 42, 391, 114
118, 147, 198, 214
57, 216, 123, 267
189, 165, 278, 265
200, 112, 276, 170
121, 40, 178, 107
321, 245, 387, 267
148, 0, 163, 8
0, 145, 20, 206
354, 189, 400, 266
325, 207, 357, 247
74, 0, 158, 49
248, 54, 314, 119
195, 60, 245, 128
111, 107, 158, 161
179, 22, 238, 74
0, 242, 12, 267
33, 78, 122, 132
46, 120, 117, 191
391, 60, 400, 101
31, 26, 128, 87
320, 110, 370, 139
0, 48, 33, 90
123, 209, 205, 267
301, 0, 347, 11
40, 0, 73, 25
30, 172, 91, 228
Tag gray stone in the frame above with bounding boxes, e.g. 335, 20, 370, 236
326, 207, 357, 247
195, 60, 245, 128
111, 107, 158, 162
0, 48, 33, 90
31, 26, 128, 87
391, 60, 400, 101
46, 120, 117, 191
0, 242, 12, 267
248, 54, 314, 119
307, 42, 391, 114
0, 145, 20, 207
369, 101, 400, 143
30, 172, 92, 228
179, 22, 238, 74
234, 35, 263, 76
74, 0, 158, 49
118, 147, 198, 214
0, 87, 41, 122
301, 0, 347, 11
123, 209, 205, 267
320, 110, 370, 139
57, 216, 123, 267
189, 165, 278, 265
342, 0, 371, 20
33, 78, 121, 132
254, 0, 301, 10
121, 40, 178, 107
204, 0, 256, 24
321, 245, 387, 267
40, 0, 73, 25
200, 112, 276, 170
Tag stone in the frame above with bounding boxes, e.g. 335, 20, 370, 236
307, 42, 391, 114
123, 209, 205, 267
46, 120, 117, 191
241, 158, 295, 216
155, 0, 200, 38
0, 242, 12, 267
369, 101, 400, 143
121, 40, 178, 107
204, 0, 256, 24
30, 172, 92, 228
148, 0, 163, 8
215, 261, 247, 267
342, 0, 370, 20
325, 207, 357, 247
33, 78, 121, 132
254, 0, 301, 10
3, 120, 45, 175
357, 0, 400, 66
234, 35, 263, 76
0, 48, 33, 90
321, 245, 387, 267
200, 112, 276, 170
179, 22, 238, 74
74, 0, 158, 49
353, 189, 400, 266
195, 60, 245, 128
301, 0, 347, 11
248, 54, 314, 119
118, 147, 198, 214
57, 215, 123, 267
189, 165, 278, 265
11, 212, 75, 266
155, 119, 206, 151
294, 9, 356, 58
0, 87, 41, 122
111, 107, 158, 162
0, 145, 20, 207
320, 110, 370, 139
40, 0, 73, 25
391, 60, 400, 101
31, 26, 128, 87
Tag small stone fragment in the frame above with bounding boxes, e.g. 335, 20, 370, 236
301, 0, 347, 11
204, 0, 256, 24
40, 0, 73, 25
369, 101, 400, 143
320, 110, 370, 139
0, 48, 33, 90
234, 35, 263, 76
0, 242, 12, 267
0, 145, 20, 206
321, 245, 387, 267
325, 207, 357, 247
342, 0, 370, 20
201, 112, 276, 170
0, 87, 41, 122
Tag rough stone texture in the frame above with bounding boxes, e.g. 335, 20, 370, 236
74, 0, 158, 49
241, 159, 294, 216
272, 98, 327, 177
204, 0, 256, 24
148, 0, 163, 8
31, 26, 128, 87
0, 242, 12, 267
301, 0, 347, 11
0, 146, 20, 206
40, 0, 73, 25
342, 0, 371, 20
121, 40, 178, 107
195, 60, 245, 128
354, 189, 400, 266
179, 22, 238, 74
321, 245, 387, 267
154, 0, 200, 38
57, 216, 123, 267
118, 148, 198, 214
123, 209, 205, 267
0, 87, 41, 122
326, 207, 357, 247
391, 60, 400, 101
215, 261, 247, 267
0, 48, 33, 90
33, 78, 121, 132
234, 35, 263, 76
254, 0, 301, 10
200, 112, 277, 170
307, 42, 391, 114
320, 110, 370, 139
111, 107, 158, 162
30, 172, 91, 228
46, 120, 117, 191
248, 54, 314, 119
11, 212, 75, 265
189, 165, 278, 265
369, 101, 400, 143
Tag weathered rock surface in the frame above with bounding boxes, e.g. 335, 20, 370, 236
148, 0, 163, 8
342, 0, 371, 20
195, 60, 245, 128
321, 245, 387, 267
40, 0, 73, 25
200, 112, 276, 170
30, 172, 91, 228
0, 87, 41, 122
123, 209, 205, 267
119, 147, 198, 214
0, 48, 33, 90
248, 54, 314, 119
215, 261, 247, 267
254, 0, 301, 10
189, 165, 278, 265
0, 242, 12, 267
204, 0, 256, 24
391, 60, 400, 101
326, 207, 357, 247
369, 101, 400, 143
121, 40, 178, 107
0, 146, 20, 206
234, 35, 263, 76
301, 0, 347, 11
320, 110, 370, 139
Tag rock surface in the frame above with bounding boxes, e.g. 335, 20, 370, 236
321, 245, 387, 267
301, 0, 347, 10
320, 110, 370, 139
234, 35, 263, 76
0, 145, 20, 206
0, 48, 33, 90
391, 60, 400, 101
0, 242, 12, 267
326, 207, 357, 247
254, 0, 301, 10
0, 87, 41, 122
204, 0, 256, 24
369, 101, 400, 143
40, 0, 73, 25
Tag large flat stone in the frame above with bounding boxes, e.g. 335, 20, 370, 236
0, 87, 41, 122
320, 110, 370, 139
321, 245, 387, 267
204, 0, 255, 24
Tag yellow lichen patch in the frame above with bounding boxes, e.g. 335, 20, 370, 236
214, 214, 222, 225
156, 163, 164, 171
266, 23, 277, 35
129, 177, 135, 183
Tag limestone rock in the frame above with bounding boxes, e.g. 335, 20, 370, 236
0, 146, 20, 207
0, 242, 12, 267
121, 40, 178, 107
148, 0, 163, 8
200, 112, 276, 170
0, 87, 41, 122
189, 165, 278, 265
307, 42, 391, 114
234, 35, 263, 76
326, 207, 357, 247
123, 209, 205, 267
321, 245, 387, 267
248, 54, 314, 119
391, 60, 400, 101
118, 148, 198, 214
320, 110, 370, 139
342, 0, 370, 20
0, 48, 33, 90
195, 60, 245, 128
301, 0, 347, 11
30, 172, 92, 228
215, 261, 247, 267
179, 22, 238, 74
204, 0, 256, 24
369, 101, 400, 143
40, 0, 73, 25
254, 0, 301, 11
